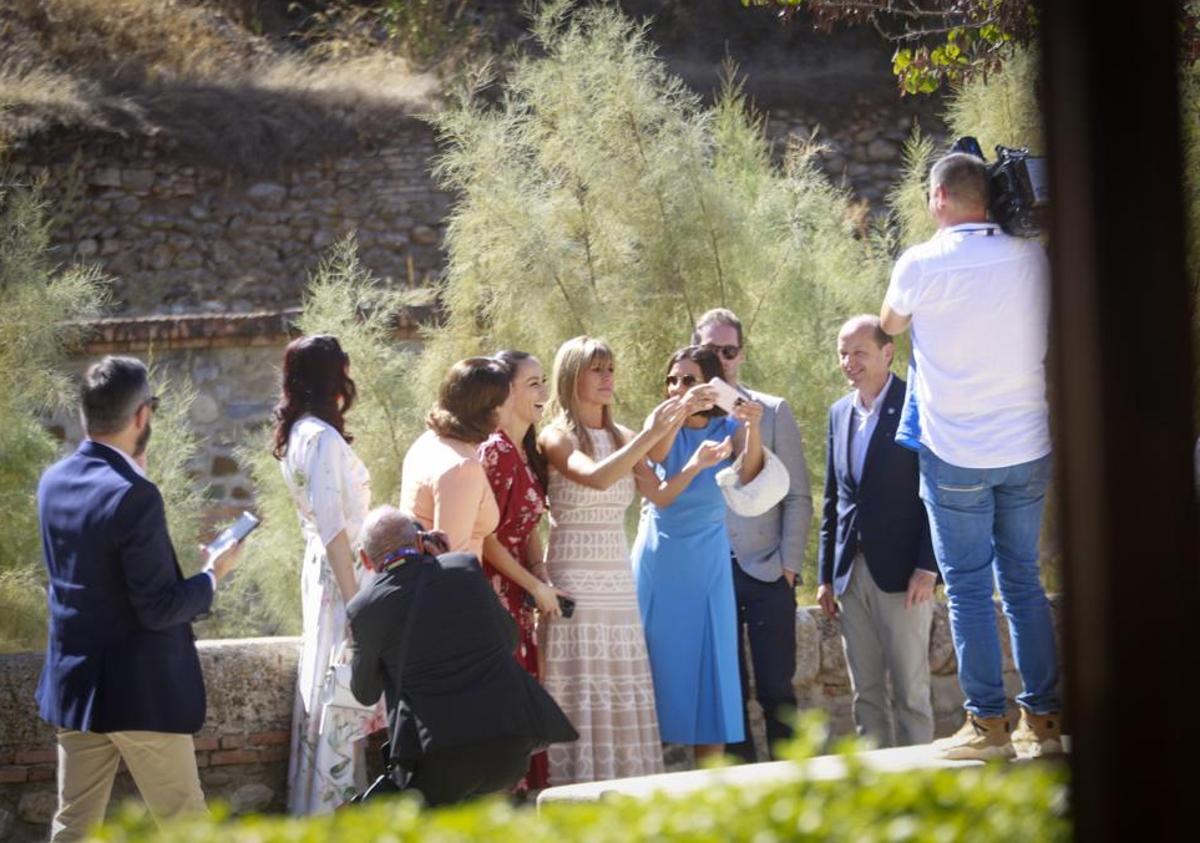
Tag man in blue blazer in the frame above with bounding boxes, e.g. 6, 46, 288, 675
817, 316, 937, 747
37, 356, 238, 842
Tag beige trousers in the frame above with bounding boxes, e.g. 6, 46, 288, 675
838, 556, 935, 748
51, 729, 208, 842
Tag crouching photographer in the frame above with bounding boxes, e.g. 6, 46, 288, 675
348, 506, 577, 806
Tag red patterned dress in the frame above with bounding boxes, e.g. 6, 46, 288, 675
478, 429, 549, 790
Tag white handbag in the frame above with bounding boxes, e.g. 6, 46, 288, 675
322, 639, 375, 714
715, 445, 791, 518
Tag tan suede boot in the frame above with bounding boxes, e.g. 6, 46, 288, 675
932, 713, 1015, 761
1012, 708, 1064, 759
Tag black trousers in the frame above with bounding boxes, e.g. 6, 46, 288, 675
406, 736, 533, 807
727, 559, 797, 762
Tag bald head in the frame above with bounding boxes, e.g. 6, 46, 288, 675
837, 314, 892, 349
360, 506, 421, 567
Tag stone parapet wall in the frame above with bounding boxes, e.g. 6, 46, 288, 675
0, 638, 300, 843
0, 599, 1062, 839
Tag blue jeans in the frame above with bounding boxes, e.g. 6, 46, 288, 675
918, 448, 1060, 717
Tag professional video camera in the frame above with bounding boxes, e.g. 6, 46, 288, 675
951, 137, 1049, 238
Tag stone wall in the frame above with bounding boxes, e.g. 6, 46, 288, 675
0, 638, 300, 843
0, 598, 1062, 840
767, 103, 946, 209
6, 96, 941, 322
6, 121, 450, 316
42, 308, 428, 513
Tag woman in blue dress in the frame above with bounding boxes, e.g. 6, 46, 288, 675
632, 345, 764, 763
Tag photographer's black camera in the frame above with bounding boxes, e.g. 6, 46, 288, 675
952, 136, 1048, 238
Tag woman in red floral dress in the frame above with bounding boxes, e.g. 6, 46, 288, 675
479, 349, 568, 791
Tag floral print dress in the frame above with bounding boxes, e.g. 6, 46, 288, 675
282, 415, 386, 814
479, 429, 549, 789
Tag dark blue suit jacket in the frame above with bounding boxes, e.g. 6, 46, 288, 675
36, 441, 214, 734
818, 377, 936, 595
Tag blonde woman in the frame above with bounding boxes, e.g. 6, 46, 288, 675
537, 336, 702, 784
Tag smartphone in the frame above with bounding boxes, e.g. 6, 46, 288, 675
707, 377, 746, 415
523, 592, 576, 618
206, 511, 261, 560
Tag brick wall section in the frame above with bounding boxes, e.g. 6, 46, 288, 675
70, 302, 433, 354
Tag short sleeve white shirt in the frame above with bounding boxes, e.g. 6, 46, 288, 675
884, 223, 1051, 469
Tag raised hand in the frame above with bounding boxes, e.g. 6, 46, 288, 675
686, 435, 733, 472
732, 399, 764, 428
683, 384, 717, 416
646, 395, 689, 435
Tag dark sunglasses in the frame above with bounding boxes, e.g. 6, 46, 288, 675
142, 395, 160, 412
703, 343, 742, 361
665, 374, 699, 388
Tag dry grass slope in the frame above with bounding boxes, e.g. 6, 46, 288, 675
0, 0, 441, 173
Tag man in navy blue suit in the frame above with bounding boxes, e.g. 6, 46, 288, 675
817, 316, 937, 747
36, 356, 239, 841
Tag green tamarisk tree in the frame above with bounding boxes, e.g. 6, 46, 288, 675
0, 176, 214, 651
0, 180, 108, 651
418, 1, 891, 587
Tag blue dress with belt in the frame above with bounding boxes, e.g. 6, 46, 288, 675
631, 415, 745, 745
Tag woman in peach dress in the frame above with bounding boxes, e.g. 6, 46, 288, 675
400, 355, 568, 640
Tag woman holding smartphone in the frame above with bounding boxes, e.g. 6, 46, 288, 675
478, 349, 564, 792
537, 335, 700, 785
273, 334, 384, 814
631, 345, 764, 764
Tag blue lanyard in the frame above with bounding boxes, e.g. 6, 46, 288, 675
379, 547, 423, 572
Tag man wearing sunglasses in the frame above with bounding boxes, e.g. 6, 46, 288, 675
36, 356, 240, 841
692, 308, 813, 762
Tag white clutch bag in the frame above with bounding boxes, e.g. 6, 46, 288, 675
715, 445, 790, 518
322, 640, 375, 713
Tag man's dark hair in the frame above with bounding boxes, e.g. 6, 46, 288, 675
80, 356, 151, 436
931, 152, 989, 210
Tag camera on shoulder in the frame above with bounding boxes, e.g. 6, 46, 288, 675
952, 136, 1048, 238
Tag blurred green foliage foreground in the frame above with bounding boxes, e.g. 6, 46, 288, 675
94, 716, 1069, 843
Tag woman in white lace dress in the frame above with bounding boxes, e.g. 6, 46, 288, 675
273, 335, 385, 814
537, 336, 699, 784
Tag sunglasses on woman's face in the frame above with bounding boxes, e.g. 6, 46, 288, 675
665, 374, 698, 388
703, 343, 742, 361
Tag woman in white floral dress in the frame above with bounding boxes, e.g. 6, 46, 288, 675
273, 335, 385, 814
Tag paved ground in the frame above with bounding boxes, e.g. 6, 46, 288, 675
538, 740, 1070, 807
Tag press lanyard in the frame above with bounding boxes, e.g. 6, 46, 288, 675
953, 225, 998, 237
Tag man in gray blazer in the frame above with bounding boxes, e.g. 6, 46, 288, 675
693, 308, 813, 761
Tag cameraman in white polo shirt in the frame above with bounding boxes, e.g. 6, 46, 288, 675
880, 152, 1061, 761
